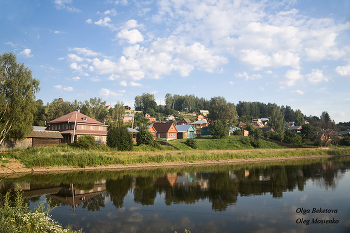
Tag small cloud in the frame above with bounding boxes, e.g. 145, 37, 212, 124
119, 90, 126, 93
72, 76, 80, 80
54, 84, 74, 91
90, 77, 100, 82
265, 70, 273, 74
70, 47, 100, 57
108, 74, 119, 80
103, 8, 117, 16
130, 81, 142, 87
117, 29, 144, 44
54, 30, 63, 34
54, 85, 62, 90
86, 19, 93, 24
99, 88, 122, 98
293, 90, 304, 95
120, 80, 127, 86
58, 57, 65, 60
260, 87, 264, 91
335, 64, 350, 77
63, 86, 74, 91
19, 49, 33, 58
5, 42, 17, 47
229, 81, 234, 85
306, 69, 329, 84
115, 0, 128, 5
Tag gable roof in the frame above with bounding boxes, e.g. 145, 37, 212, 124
191, 119, 208, 125
176, 125, 194, 132
152, 122, 177, 133
48, 111, 103, 125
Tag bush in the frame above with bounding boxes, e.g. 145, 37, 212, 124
107, 125, 133, 151
210, 120, 226, 139
0, 188, 81, 233
283, 130, 302, 145
76, 135, 95, 149
136, 127, 159, 148
185, 138, 197, 149
339, 136, 350, 146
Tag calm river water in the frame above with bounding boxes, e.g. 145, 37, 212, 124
1, 156, 350, 233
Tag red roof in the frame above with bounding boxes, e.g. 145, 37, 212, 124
48, 111, 104, 125
152, 122, 178, 133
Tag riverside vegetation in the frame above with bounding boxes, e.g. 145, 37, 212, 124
2, 135, 350, 169
0, 188, 81, 233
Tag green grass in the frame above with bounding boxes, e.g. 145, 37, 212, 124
168, 136, 287, 150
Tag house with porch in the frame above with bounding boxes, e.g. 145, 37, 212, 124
46, 111, 108, 144
176, 125, 195, 139
152, 122, 178, 140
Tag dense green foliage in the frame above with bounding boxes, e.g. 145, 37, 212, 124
0, 189, 80, 233
75, 135, 95, 149
185, 138, 197, 149
107, 125, 133, 151
0, 53, 40, 145
136, 127, 160, 149
210, 120, 226, 139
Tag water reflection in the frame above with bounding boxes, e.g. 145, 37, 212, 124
1, 157, 350, 233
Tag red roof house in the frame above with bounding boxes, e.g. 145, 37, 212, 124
46, 111, 108, 144
152, 122, 178, 140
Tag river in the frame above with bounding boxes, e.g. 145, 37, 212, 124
1, 157, 350, 233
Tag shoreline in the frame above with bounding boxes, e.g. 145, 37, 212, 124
1, 153, 349, 177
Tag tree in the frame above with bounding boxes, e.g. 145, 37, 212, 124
80, 97, 107, 123
107, 124, 133, 151
136, 126, 159, 148
0, 53, 40, 145
33, 99, 47, 126
294, 109, 304, 126
210, 120, 226, 139
208, 97, 238, 127
268, 105, 285, 139
108, 101, 125, 126
46, 98, 76, 121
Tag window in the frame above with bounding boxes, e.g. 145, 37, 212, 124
91, 126, 95, 130
53, 125, 57, 130
81, 125, 86, 129
99, 126, 103, 130
94, 136, 100, 142
58, 124, 60, 130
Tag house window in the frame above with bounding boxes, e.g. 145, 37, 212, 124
81, 125, 86, 129
53, 125, 57, 130
58, 124, 60, 130
99, 126, 103, 130
94, 136, 100, 142
91, 126, 95, 130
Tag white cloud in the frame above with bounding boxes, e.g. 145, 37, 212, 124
5, 42, 17, 47
282, 69, 303, 87
72, 76, 80, 80
54, 0, 80, 12
294, 90, 304, 95
70, 62, 82, 71
94, 17, 116, 30
115, 0, 128, 6
54, 30, 63, 34
90, 77, 100, 82
86, 19, 92, 24
235, 71, 262, 80
123, 19, 142, 30
103, 8, 117, 16
19, 49, 33, 58
306, 69, 329, 84
70, 47, 100, 57
129, 81, 142, 87
54, 85, 73, 91
108, 74, 120, 80
117, 29, 144, 44
68, 54, 84, 62
120, 80, 127, 86
335, 64, 350, 76
229, 81, 234, 85
99, 88, 122, 98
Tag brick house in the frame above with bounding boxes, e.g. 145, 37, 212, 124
46, 111, 108, 144
152, 122, 178, 140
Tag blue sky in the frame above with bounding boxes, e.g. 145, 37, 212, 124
1, 0, 349, 123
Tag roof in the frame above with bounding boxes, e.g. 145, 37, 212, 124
27, 130, 63, 139
127, 128, 139, 133
338, 130, 350, 135
191, 119, 208, 125
152, 122, 177, 133
33, 126, 47, 131
176, 125, 194, 132
178, 118, 191, 124
57, 130, 107, 136
289, 126, 302, 130
200, 110, 209, 113
48, 111, 104, 125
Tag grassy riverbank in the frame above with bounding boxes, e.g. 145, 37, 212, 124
2, 143, 350, 169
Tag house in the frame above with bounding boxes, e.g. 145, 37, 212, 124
285, 122, 295, 129
176, 125, 196, 139
288, 125, 302, 133
201, 126, 210, 136
177, 118, 191, 125
127, 128, 139, 143
152, 122, 178, 140
145, 113, 156, 123
123, 114, 134, 124
147, 125, 157, 138
46, 111, 108, 144
165, 115, 175, 121
197, 114, 206, 120
0, 127, 63, 151
191, 119, 208, 128
200, 110, 209, 116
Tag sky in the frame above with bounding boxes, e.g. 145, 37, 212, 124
1, 0, 350, 123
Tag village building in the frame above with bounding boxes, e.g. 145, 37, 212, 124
176, 125, 196, 139
152, 122, 178, 140
46, 111, 108, 144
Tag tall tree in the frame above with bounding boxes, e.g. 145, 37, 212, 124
80, 97, 107, 123
0, 53, 40, 144
165, 93, 173, 109
46, 98, 76, 121
268, 105, 285, 135
33, 99, 47, 126
109, 101, 125, 127
294, 109, 305, 126
208, 97, 238, 127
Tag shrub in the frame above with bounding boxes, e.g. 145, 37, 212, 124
210, 120, 226, 139
75, 135, 95, 149
283, 130, 302, 145
185, 138, 197, 149
340, 135, 350, 146
107, 125, 133, 151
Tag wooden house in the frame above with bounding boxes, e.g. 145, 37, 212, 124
191, 119, 208, 128
176, 125, 195, 139
147, 125, 157, 138
177, 118, 192, 125
152, 122, 178, 140
46, 111, 108, 144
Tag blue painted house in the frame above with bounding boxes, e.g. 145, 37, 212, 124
176, 125, 196, 139
201, 126, 210, 136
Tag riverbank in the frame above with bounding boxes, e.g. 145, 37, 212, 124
1, 147, 350, 176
